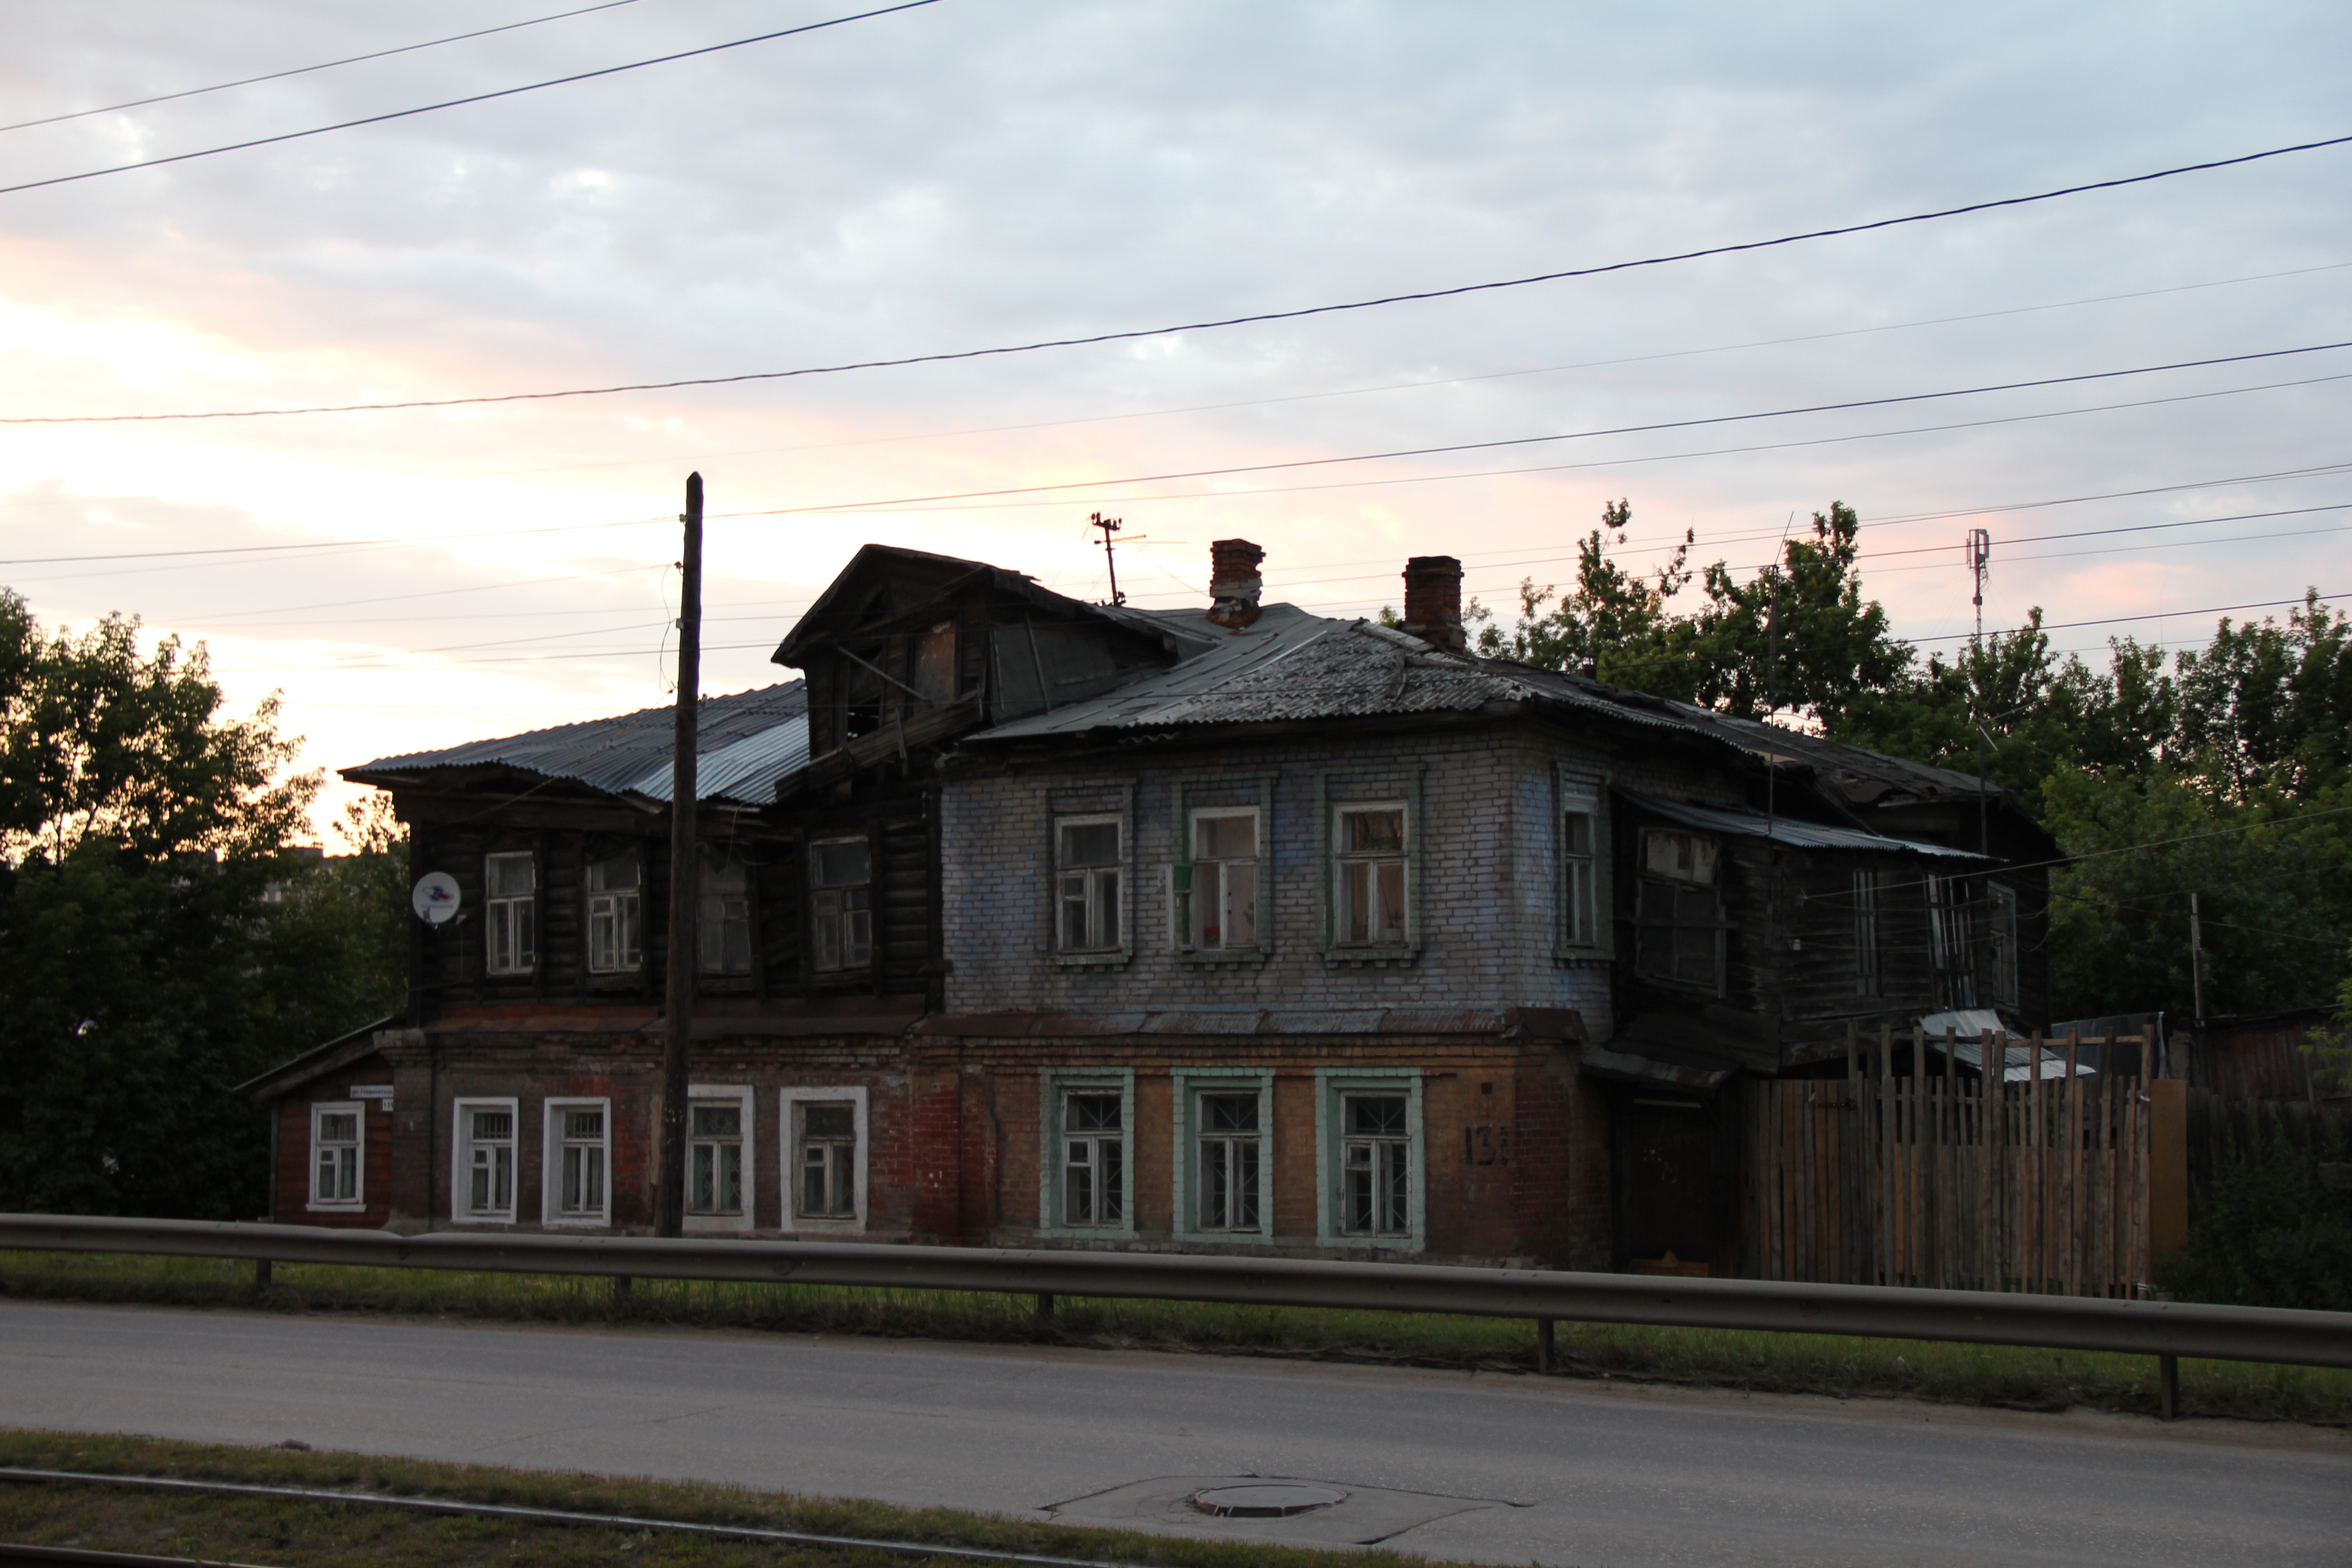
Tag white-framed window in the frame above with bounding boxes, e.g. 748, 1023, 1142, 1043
1315, 1069, 1422, 1250
699, 844, 753, 975
1039, 1071, 1134, 1235
1634, 828, 1726, 992
809, 836, 873, 972
780, 1086, 867, 1233
1987, 882, 2019, 1008
1177, 808, 1260, 952
1334, 804, 1409, 947
586, 852, 642, 974
308, 1101, 363, 1210
543, 1098, 611, 1226
687, 1084, 754, 1231
451, 1098, 519, 1223
1562, 801, 1599, 948
484, 853, 536, 975
1854, 868, 1882, 997
1056, 814, 1123, 953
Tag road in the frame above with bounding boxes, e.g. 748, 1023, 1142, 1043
0, 1299, 2345, 1567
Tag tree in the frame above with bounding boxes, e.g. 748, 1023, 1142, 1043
0, 593, 403, 1218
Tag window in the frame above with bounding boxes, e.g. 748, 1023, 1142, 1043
1853, 869, 1882, 997
1315, 1069, 1421, 1249
1927, 874, 1974, 1007
809, 836, 872, 972
1056, 816, 1122, 953
911, 621, 956, 704
309, 1102, 363, 1209
797, 1104, 856, 1219
484, 852, 536, 975
1562, 804, 1598, 947
545, 1100, 609, 1225
690, 1102, 745, 1217
1986, 882, 2019, 1008
1334, 806, 1408, 946
1179, 809, 1259, 951
586, 852, 642, 974
1341, 1094, 1411, 1235
698, 845, 752, 975
451, 1099, 518, 1223
1633, 829, 1725, 991
782, 1087, 867, 1230
1195, 1091, 1262, 1233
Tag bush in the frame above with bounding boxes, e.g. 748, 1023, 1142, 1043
2157, 1123, 2352, 1311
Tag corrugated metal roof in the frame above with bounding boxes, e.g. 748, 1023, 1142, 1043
344, 682, 808, 806
1618, 790, 1993, 860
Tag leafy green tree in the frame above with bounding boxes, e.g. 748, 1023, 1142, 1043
0, 594, 404, 1218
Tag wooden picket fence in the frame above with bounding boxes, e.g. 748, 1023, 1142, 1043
1747, 1029, 2153, 1297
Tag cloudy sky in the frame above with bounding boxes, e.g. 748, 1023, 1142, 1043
3, 0, 2347, 831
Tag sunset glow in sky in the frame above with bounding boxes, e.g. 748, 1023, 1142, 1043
4, 1, 2348, 831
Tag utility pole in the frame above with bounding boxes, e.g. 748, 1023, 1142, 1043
1090, 511, 1126, 606
655, 471, 703, 1239
2189, 892, 2207, 1027
1967, 527, 1992, 856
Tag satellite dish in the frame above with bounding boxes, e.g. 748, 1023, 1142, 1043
411, 871, 461, 925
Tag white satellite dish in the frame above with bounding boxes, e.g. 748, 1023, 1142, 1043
411, 871, 461, 925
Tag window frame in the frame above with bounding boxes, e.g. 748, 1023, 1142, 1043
697, 841, 755, 977
1175, 805, 1264, 956
1313, 1068, 1423, 1251
1051, 807, 1131, 965
1316, 768, 1424, 965
686, 1083, 756, 1233
1927, 873, 1976, 1008
1170, 1068, 1274, 1242
541, 1097, 612, 1228
584, 848, 644, 975
780, 1085, 867, 1235
307, 1100, 365, 1212
1986, 881, 2019, 1009
808, 832, 875, 975
450, 1096, 521, 1225
1853, 867, 1882, 997
482, 851, 537, 977
1557, 768, 1611, 958
1037, 1069, 1136, 1238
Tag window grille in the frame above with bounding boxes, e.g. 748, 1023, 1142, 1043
1340, 1093, 1410, 1235
797, 1102, 857, 1220
1180, 810, 1259, 951
1195, 1091, 1262, 1232
689, 1102, 744, 1216
586, 853, 642, 973
809, 837, 872, 971
484, 853, 536, 975
464, 1107, 514, 1217
1060, 1091, 1125, 1226
1056, 818, 1122, 952
1334, 807, 1407, 946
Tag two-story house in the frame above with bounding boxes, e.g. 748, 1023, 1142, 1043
244, 538, 2049, 1277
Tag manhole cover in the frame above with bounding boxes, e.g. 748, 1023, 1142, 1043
1191, 1484, 1346, 1518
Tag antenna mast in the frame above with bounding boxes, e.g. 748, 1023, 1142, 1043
1966, 527, 1991, 650
1090, 512, 1126, 606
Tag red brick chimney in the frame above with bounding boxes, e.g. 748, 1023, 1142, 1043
1208, 538, 1265, 629
1400, 555, 1464, 652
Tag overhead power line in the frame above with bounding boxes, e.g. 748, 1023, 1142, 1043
10, 131, 2351, 424
0, 0, 650, 135
0, 0, 943, 200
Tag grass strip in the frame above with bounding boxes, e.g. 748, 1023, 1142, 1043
3, 1249, 2347, 1426
0, 1432, 1416, 1568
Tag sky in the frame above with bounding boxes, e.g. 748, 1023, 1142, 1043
3, 0, 2348, 837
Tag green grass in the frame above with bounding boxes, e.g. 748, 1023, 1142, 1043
4, 1249, 2348, 1426
0, 1429, 1424, 1568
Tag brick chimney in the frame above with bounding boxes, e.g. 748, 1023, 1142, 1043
1400, 555, 1464, 652
1208, 538, 1265, 629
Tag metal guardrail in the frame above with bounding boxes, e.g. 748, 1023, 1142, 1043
3, 1213, 2347, 1373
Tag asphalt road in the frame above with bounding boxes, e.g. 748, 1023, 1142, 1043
0, 1299, 2346, 1567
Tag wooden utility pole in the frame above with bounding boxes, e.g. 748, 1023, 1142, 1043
654, 472, 704, 1239
2188, 892, 2207, 1026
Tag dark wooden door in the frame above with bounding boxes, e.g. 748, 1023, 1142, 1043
1616, 1093, 1740, 1275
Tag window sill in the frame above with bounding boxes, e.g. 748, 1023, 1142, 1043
449, 1215, 516, 1227
1176, 948, 1269, 970
544, 1215, 610, 1229
1553, 950, 1611, 969
785, 1215, 865, 1236
1053, 951, 1132, 970
304, 1200, 365, 1214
